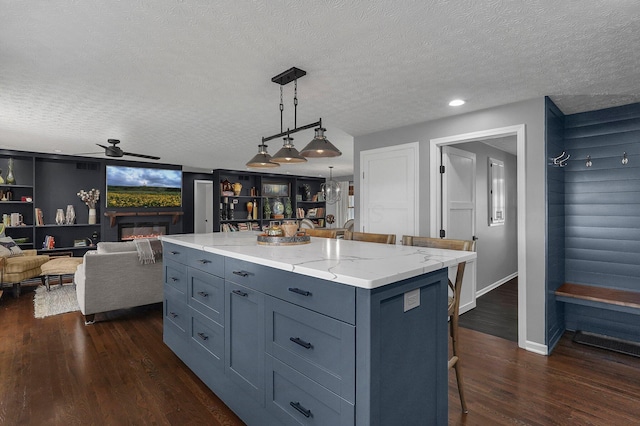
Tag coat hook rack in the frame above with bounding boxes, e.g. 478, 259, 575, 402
550, 151, 570, 167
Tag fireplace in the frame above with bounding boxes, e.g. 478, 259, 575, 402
118, 222, 169, 241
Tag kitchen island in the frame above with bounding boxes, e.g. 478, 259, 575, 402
160, 232, 476, 426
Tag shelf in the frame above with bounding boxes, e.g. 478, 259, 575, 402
36, 224, 101, 228
0, 184, 33, 189
104, 211, 184, 227
297, 200, 324, 204
0, 201, 33, 204
38, 246, 97, 253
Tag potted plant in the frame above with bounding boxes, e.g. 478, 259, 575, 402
284, 198, 293, 219
264, 199, 271, 219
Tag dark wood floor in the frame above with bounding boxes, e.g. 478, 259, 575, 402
459, 277, 518, 342
2, 287, 640, 425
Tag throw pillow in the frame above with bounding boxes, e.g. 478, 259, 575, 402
0, 236, 23, 257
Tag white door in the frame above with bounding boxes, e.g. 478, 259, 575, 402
194, 180, 214, 233
360, 143, 419, 242
441, 146, 477, 314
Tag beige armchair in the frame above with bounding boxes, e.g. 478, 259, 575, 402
0, 250, 50, 297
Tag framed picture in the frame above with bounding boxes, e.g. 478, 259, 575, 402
262, 182, 290, 197
73, 239, 87, 247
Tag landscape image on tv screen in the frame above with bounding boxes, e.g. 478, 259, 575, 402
106, 165, 182, 208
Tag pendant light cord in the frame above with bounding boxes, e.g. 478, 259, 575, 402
280, 85, 284, 133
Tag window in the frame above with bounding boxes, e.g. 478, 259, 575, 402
489, 158, 505, 225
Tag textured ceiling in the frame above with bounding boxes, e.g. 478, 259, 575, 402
1, 0, 639, 177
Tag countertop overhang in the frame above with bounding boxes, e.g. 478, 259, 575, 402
160, 232, 476, 289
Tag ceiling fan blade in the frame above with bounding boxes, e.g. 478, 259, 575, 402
96, 144, 109, 149
123, 151, 161, 160
74, 151, 104, 155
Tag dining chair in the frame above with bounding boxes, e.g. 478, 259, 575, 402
401, 235, 476, 413
304, 228, 338, 238
344, 230, 396, 244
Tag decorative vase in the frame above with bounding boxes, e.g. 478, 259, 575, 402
88, 208, 97, 224
6, 158, 16, 185
55, 209, 65, 225
65, 205, 75, 224
281, 220, 298, 237
246, 201, 253, 220
232, 182, 242, 196
252, 199, 258, 220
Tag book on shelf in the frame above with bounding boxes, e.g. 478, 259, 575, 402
35, 208, 44, 225
43, 235, 55, 249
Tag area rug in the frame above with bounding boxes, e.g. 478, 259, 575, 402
33, 285, 80, 318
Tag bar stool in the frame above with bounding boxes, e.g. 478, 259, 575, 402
343, 230, 396, 244
304, 228, 338, 238
402, 235, 476, 413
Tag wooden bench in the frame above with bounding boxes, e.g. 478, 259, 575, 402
555, 283, 640, 315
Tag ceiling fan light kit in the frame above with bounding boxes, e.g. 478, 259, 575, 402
247, 67, 341, 168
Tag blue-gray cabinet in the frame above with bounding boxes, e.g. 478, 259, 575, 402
162, 241, 448, 425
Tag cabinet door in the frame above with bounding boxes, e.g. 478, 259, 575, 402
225, 281, 265, 405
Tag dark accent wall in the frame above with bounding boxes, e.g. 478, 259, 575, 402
562, 102, 640, 341
545, 97, 565, 350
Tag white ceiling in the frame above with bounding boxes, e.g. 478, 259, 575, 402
2, 1, 639, 178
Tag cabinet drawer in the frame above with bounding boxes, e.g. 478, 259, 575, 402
188, 250, 224, 276
164, 260, 187, 297
190, 309, 224, 370
162, 242, 187, 264
266, 296, 355, 403
225, 257, 355, 324
188, 268, 224, 325
266, 356, 354, 426
164, 288, 188, 335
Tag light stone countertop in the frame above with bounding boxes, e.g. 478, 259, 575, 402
160, 232, 476, 289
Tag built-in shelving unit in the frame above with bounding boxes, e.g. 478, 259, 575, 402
212, 169, 326, 232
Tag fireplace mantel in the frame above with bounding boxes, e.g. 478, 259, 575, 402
104, 211, 183, 227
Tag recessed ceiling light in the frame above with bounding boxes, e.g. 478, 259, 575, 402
449, 99, 465, 107
54, 149, 62, 153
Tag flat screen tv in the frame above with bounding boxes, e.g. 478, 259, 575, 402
106, 165, 182, 208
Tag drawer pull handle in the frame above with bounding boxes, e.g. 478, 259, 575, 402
197, 332, 208, 341
290, 337, 313, 349
171, 277, 179, 282
290, 401, 311, 418
197, 291, 209, 298
288, 287, 311, 297
197, 259, 211, 264
232, 289, 248, 297
169, 312, 178, 318
233, 270, 249, 277
170, 251, 180, 255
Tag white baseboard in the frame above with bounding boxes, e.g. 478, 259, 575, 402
525, 340, 548, 355
476, 271, 518, 298
458, 300, 476, 315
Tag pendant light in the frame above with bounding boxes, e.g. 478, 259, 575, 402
300, 124, 342, 158
270, 132, 307, 164
246, 143, 279, 168
249, 67, 341, 166
321, 166, 341, 204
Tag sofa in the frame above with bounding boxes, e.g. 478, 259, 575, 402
74, 240, 163, 324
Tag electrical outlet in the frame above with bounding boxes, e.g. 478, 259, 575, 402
404, 288, 420, 312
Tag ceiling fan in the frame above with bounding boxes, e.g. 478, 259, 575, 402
94, 139, 160, 160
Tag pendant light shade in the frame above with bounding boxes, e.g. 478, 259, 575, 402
321, 166, 341, 204
270, 136, 307, 163
300, 127, 342, 158
246, 144, 280, 168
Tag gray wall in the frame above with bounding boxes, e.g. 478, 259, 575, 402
455, 141, 518, 293
354, 97, 547, 347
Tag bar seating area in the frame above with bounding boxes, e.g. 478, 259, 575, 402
402, 235, 477, 413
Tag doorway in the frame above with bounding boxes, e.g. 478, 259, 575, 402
194, 180, 214, 233
430, 125, 528, 349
